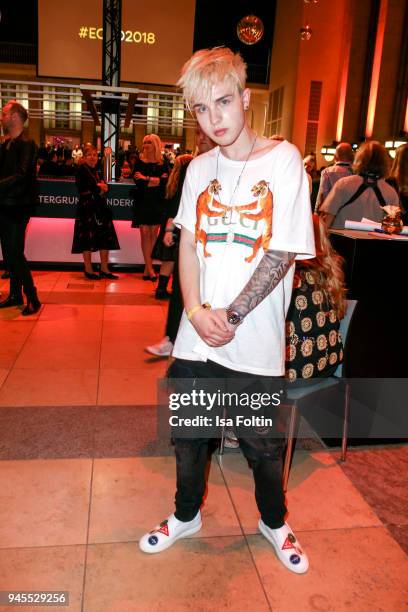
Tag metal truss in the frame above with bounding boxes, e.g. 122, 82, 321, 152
101, 0, 122, 157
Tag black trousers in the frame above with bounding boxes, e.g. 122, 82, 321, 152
168, 358, 287, 529
0, 234, 9, 271
165, 252, 183, 343
0, 211, 34, 297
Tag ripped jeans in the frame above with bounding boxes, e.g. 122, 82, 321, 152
168, 358, 287, 529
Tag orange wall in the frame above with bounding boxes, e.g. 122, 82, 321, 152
373, 0, 406, 141
269, 0, 302, 141
270, 0, 407, 165
293, 0, 349, 163
270, 0, 350, 164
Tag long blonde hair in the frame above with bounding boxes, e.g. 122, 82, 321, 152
140, 134, 163, 164
298, 215, 347, 319
165, 154, 193, 199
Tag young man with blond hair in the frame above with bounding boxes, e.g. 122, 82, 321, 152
139, 47, 315, 574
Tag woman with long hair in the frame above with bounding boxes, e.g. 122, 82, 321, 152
285, 214, 346, 381
71, 145, 120, 279
131, 134, 169, 281
224, 215, 347, 449
387, 143, 408, 224
151, 153, 194, 299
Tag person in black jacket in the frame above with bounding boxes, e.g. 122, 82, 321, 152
0, 100, 40, 315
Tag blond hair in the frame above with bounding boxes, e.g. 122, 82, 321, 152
298, 215, 347, 319
140, 134, 163, 164
177, 47, 247, 108
390, 143, 408, 194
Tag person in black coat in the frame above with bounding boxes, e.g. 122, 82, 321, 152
0, 100, 40, 315
71, 145, 120, 279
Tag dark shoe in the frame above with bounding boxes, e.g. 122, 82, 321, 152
1, 271, 10, 279
99, 271, 119, 280
156, 273, 170, 292
22, 301, 41, 316
142, 274, 151, 281
22, 290, 41, 316
150, 275, 157, 282
0, 294, 24, 308
155, 288, 171, 300
84, 271, 100, 280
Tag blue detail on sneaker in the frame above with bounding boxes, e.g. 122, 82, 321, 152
290, 554, 301, 564
139, 512, 202, 554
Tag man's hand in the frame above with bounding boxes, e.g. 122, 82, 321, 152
211, 308, 239, 333
190, 308, 235, 347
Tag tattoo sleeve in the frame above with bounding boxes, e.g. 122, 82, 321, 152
229, 250, 295, 317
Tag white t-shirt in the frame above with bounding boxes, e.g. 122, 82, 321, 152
173, 140, 315, 376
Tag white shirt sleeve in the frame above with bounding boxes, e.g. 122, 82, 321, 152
269, 143, 315, 260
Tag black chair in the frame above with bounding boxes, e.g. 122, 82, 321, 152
282, 300, 357, 490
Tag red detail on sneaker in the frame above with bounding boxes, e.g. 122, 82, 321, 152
156, 522, 169, 536
282, 536, 296, 550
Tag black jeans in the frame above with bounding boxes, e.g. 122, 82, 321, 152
168, 358, 287, 529
0, 211, 34, 297
165, 251, 183, 343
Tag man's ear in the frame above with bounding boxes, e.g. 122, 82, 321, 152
242, 88, 251, 111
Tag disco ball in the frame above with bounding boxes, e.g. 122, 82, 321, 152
237, 15, 264, 45
300, 25, 312, 40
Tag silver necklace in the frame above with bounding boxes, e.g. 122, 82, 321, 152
216, 135, 257, 207
215, 136, 257, 243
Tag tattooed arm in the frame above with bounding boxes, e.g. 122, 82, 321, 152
212, 250, 295, 328
230, 250, 295, 316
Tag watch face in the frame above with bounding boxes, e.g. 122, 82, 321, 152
227, 310, 241, 325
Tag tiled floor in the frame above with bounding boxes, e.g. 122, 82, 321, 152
0, 271, 407, 612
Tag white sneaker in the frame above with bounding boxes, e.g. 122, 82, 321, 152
258, 520, 309, 574
139, 512, 202, 553
145, 336, 174, 357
